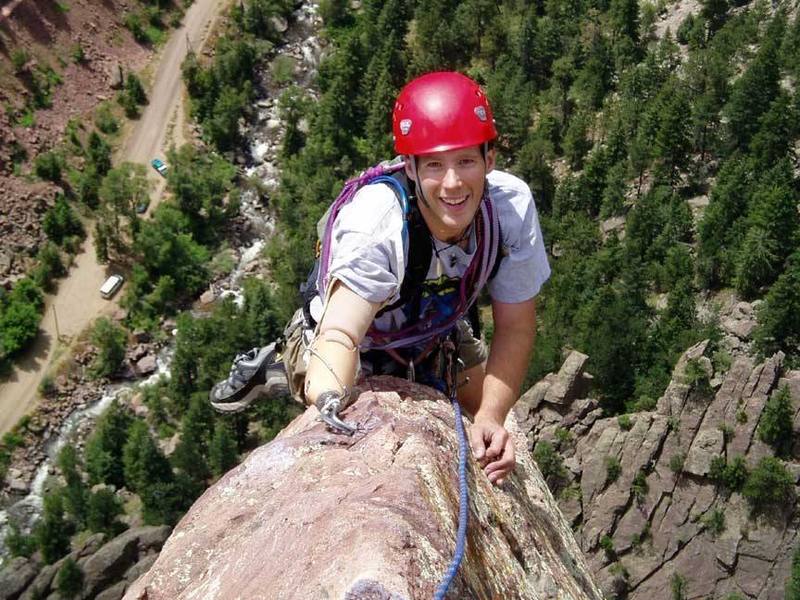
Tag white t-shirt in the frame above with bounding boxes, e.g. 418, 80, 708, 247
313, 169, 551, 334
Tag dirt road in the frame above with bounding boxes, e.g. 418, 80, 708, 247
0, 0, 228, 435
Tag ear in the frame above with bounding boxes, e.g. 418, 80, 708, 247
403, 156, 417, 182
485, 147, 496, 174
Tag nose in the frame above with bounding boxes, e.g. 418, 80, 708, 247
442, 166, 460, 190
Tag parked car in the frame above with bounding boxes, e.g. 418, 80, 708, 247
135, 199, 150, 214
100, 274, 124, 299
151, 158, 168, 177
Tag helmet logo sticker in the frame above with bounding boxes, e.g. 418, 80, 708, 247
399, 119, 412, 135
474, 106, 487, 122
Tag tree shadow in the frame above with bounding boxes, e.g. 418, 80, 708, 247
10, 1, 52, 45
0, 328, 53, 383
0, 20, 20, 56
30, 0, 71, 32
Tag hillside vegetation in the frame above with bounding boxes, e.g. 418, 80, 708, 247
256, 0, 800, 416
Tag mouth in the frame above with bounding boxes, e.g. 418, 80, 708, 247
440, 195, 469, 207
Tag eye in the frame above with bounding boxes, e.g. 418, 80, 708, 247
459, 158, 477, 167
424, 161, 443, 169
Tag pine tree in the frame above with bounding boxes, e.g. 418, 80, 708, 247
209, 421, 238, 477
56, 558, 84, 599
86, 487, 125, 536
33, 492, 72, 564
85, 401, 134, 487
757, 385, 794, 457
89, 317, 127, 379
58, 446, 88, 527
754, 252, 800, 358
788, 543, 800, 600
123, 419, 173, 493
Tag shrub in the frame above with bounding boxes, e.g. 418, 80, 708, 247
702, 508, 726, 536
618, 414, 633, 431
606, 456, 622, 485
4, 521, 36, 557
669, 452, 685, 474
743, 456, 795, 513
56, 558, 83, 599
89, 318, 127, 379
34, 150, 63, 182
757, 385, 794, 457
94, 102, 119, 134
533, 441, 567, 492
600, 534, 616, 560
709, 455, 749, 491
271, 54, 296, 85
671, 573, 687, 600
632, 470, 648, 504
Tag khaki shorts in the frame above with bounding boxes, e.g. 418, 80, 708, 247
282, 309, 488, 405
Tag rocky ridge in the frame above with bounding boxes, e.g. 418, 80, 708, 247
0, 525, 171, 600
516, 334, 799, 598
124, 377, 602, 600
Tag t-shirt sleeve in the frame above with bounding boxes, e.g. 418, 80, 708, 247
326, 183, 406, 305
487, 172, 551, 303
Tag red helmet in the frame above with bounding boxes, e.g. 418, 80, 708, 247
392, 71, 497, 155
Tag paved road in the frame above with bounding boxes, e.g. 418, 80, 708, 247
0, 0, 228, 435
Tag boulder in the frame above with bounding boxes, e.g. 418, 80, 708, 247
543, 350, 590, 406
124, 377, 601, 600
0, 556, 39, 600
79, 529, 141, 598
108, 63, 124, 89
684, 428, 723, 476
134, 354, 157, 376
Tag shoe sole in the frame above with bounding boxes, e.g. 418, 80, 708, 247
210, 375, 289, 414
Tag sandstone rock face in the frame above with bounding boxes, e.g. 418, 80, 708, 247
125, 377, 601, 600
517, 344, 800, 600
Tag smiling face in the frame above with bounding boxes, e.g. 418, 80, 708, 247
405, 145, 495, 243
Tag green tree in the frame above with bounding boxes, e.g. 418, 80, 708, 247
758, 385, 794, 457
89, 317, 127, 379
87, 131, 112, 175
209, 421, 238, 477
723, 13, 783, 150
34, 150, 63, 182
788, 543, 800, 600
533, 440, 567, 492
753, 252, 800, 358
55, 558, 84, 599
0, 279, 44, 360
743, 456, 795, 513
42, 196, 85, 245
4, 521, 36, 558
86, 487, 126, 535
123, 419, 173, 493
85, 401, 134, 487
33, 492, 72, 563
98, 162, 149, 257
58, 446, 88, 527
171, 395, 215, 482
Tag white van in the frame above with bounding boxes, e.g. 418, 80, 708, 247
100, 274, 124, 299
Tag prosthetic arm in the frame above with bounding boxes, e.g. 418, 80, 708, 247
304, 280, 381, 434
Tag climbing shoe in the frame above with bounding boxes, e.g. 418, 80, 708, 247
210, 341, 289, 413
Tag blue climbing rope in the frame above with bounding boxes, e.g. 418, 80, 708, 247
433, 394, 470, 599
433, 334, 470, 600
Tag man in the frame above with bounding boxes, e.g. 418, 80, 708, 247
210, 72, 550, 486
